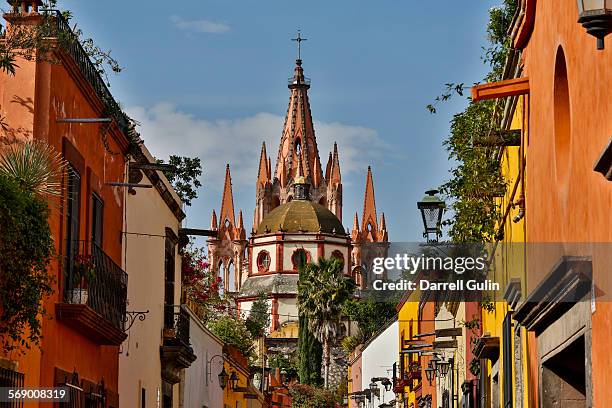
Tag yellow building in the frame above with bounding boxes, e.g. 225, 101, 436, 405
471, 86, 529, 408
222, 345, 267, 408
397, 295, 421, 407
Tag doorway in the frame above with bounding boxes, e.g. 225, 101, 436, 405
541, 335, 586, 407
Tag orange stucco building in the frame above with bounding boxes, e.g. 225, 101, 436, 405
472, 0, 611, 406
515, 0, 611, 406
1, 2, 132, 405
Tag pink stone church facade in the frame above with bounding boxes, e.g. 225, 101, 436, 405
207, 57, 389, 333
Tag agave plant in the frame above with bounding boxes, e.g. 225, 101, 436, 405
0, 140, 67, 196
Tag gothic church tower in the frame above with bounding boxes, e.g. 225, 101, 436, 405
209, 57, 387, 294
253, 58, 343, 229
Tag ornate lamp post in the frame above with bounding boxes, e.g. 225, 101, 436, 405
369, 381, 379, 399
437, 359, 451, 378
417, 189, 446, 242
218, 367, 229, 390
577, 0, 612, 49
424, 362, 436, 386
430, 353, 441, 373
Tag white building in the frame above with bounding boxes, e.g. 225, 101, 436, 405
119, 145, 196, 408
182, 307, 224, 408
360, 318, 399, 407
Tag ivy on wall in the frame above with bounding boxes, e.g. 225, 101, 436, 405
429, 0, 518, 243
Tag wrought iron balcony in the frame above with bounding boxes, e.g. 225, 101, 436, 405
56, 241, 128, 345
163, 305, 192, 348
161, 305, 197, 384
43, 9, 132, 135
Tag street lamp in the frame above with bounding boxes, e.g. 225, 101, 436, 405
417, 189, 446, 242
430, 353, 441, 373
437, 359, 451, 378
218, 367, 229, 390
381, 378, 393, 392
369, 381, 379, 397
577, 0, 612, 49
229, 371, 239, 391
424, 362, 436, 386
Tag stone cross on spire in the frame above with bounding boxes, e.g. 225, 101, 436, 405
291, 30, 307, 60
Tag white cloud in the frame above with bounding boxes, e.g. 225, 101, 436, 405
127, 103, 390, 193
170, 15, 230, 34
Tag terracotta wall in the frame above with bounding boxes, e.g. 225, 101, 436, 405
0, 18, 129, 403
519, 0, 612, 405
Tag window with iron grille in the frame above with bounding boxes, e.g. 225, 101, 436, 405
91, 193, 104, 246
64, 384, 84, 407
0, 366, 24, 408
65, 165, 82, 289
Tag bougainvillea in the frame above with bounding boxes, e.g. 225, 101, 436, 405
180, 245, 229, 321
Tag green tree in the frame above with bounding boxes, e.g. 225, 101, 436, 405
157, 155, 202, 206
0, 175, 54, 352
298, 258, 355, 388
245, 295, 270, 338
426, 0, 518, 243
207, 315, 255, 360
297, 314, 323, 386
341, 298, 396, 341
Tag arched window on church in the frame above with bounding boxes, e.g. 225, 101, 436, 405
292, 249, 309, 271
218, 261, 225, 295
319, 197, 327, 207
227, 261, 236, 293
224, 219, 231, 228
257, 251, 271, 273
295, 138, 302, 156
271, 196, 281, 210
331, 250, 344, 266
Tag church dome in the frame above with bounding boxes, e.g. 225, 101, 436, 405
256, 200, 345, 235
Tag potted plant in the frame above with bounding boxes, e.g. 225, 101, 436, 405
69, 254, 96, 304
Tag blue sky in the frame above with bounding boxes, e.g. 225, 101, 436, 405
54, 0, 500, 241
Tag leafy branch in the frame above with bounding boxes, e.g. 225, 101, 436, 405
157, 156, 202, 206
429, 0, 518, 243
426, 83, 466, 114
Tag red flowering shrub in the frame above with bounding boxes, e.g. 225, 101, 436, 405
181, 245, 230, 321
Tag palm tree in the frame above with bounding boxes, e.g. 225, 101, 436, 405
297, 257, 355, 388
0, 140, 67, 197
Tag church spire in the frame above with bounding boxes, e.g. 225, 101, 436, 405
329, 142, 341, 186
351, 212, 360, 240
361, 166, 378, 232
220, 164, 236, 227
211, 209, 218, 230
237, 210, 246, 240
274, 58, 323, 186
379, 212, 388, 241
257, 141, 270, 187
325, 152, 332, 181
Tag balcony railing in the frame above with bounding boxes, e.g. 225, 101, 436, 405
163, 305, 192, 349
287, 76, 311, 86
0, 366, 24, 408
161, 305, 196, 383
44, 9, 132, 135
64, 241, 128, 332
